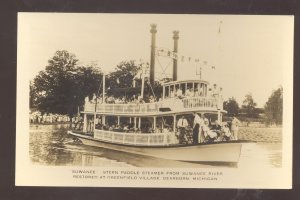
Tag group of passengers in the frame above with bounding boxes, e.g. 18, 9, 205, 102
94, 120, 155, 134
166, 84, 222, 100
168, 87, 203, 99
85, 93, 158, 105
30, 111, 71, 124
176, 113, 240, 144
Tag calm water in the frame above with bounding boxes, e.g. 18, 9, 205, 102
29, 124, 282, 168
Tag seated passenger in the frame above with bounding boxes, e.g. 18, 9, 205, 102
107, 96, 115, 104
222, 123, 232, 141
150, 95, 156, 103
176, 88, 183, 98
194, 89, 199, 97
109, 125, 115, 131
102, 124, 108, 130
123, 124, 129, 132
162, 127, 169, 133
148, 127, 154, 133
114, 124, 122, 132
191, 88, 195, 97
199, 90, 203, 97
185, 88, 191, 97
170, 90, 174, 98
202, 119, 218, 142
210, 120, 222, 136
155, 126, 162, 133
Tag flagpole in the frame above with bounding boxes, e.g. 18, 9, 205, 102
102, 72, 105, 103
141, 69, 145, 99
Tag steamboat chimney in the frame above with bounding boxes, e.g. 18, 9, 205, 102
149, 24, 157, 86
172, 30, 179, 81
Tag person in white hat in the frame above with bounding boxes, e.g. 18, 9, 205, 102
193, 113, 204, 143
177, 115, 189, 144
231, 116, 241, 140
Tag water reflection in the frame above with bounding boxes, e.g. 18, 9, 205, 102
29, 125, 282, 168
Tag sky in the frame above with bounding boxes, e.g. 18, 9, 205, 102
18, 13, 293, 107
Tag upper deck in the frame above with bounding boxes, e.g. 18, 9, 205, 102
83, 79, 224, 115
162, 79, 209, 99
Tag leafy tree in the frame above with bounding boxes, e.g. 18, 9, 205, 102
139, 79, 163, 101
106, 60, 163, 100
30, 81, 38, 109
223, 97, 239, 117
241, 93, 257, 118
32, 50, 102, 123
264, 87, 283, 125
107, 60, 141, 88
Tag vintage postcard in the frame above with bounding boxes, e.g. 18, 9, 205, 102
16, 13, 293, 188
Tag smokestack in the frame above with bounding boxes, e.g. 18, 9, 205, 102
150, 24, 157, 86
173, 30, 179, 81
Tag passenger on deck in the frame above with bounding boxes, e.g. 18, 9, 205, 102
170, 90, 175, 98
194, 88, 199, 97
185, 88, 191, 97
211, 120, 222, 132
109, 125, 115, 131
149, 95, 156, 103
155, 126, 162, 133
212, 84, 219, 98
208, 88, 213, 97
190, 88, 195, 97
162, 125, 170, 133
107, 96, 115, 104
123, 125, 129, 132
193, 123, 200, 144
193, 113, 204, 143
176, 87, 183, 98
138, 95, 145, 103
77, 117, 83, 130
177, 116, 189, 144
88, 118, 94, 133
222, 123, 232, 141
203, 119, 218, 142
231, 116, 241, 140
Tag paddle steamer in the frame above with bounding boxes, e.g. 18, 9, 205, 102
68, 24, 242, 163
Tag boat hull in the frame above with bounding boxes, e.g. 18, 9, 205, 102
68, 131, 242, 163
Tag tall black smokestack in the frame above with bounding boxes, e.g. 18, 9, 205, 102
173, 30, 179, 81
150, 24, 157, 86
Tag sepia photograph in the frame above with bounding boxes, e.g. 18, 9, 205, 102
16, 13, 293, 188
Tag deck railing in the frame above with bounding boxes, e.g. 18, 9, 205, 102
84, 102, 162, 114
94, 129, 176, 146
84, 97, 222, 113
182, 97, 221, 110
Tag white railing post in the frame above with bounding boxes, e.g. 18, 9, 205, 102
148, 135, 150, 145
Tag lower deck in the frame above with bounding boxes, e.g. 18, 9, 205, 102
68, 130, 245, 163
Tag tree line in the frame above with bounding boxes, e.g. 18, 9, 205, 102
223, 88, 283, 125
30, 50, 162, 123
30, 50, 283, 125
